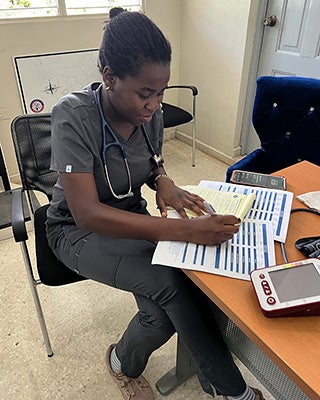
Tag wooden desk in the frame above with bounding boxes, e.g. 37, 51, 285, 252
183, 161, 320, 400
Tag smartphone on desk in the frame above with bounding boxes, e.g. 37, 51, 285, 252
230, 170, 286, 190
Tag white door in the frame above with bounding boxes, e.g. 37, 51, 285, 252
242, 0, 320, 154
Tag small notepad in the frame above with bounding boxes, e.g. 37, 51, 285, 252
181, 185, 256, 221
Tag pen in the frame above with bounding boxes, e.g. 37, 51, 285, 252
203, 201, 216, 215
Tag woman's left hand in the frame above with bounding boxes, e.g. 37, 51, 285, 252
155, 179, 205, 218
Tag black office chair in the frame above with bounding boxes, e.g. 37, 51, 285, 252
0, 144, 30, 236
0, 144, 12, 231
162, 85, 198, 166
10, 113, 87, 357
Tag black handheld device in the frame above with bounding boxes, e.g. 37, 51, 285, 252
230, 170, 286, 190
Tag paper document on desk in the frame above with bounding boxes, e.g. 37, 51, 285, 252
181, 186, 255, 221
297, 191, 320, 212
152, 217, 275, 281
199, 181, 293, 243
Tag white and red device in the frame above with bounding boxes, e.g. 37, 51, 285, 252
250, 258, 320, 317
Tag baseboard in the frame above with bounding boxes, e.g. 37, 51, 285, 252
175, 131, 237, 166
164, 128, 176, 141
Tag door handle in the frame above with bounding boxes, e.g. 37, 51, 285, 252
263, 15, 277, 27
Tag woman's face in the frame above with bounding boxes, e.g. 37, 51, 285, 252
103, 63, 170, 126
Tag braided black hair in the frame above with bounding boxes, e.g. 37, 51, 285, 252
99, 9, 171, 78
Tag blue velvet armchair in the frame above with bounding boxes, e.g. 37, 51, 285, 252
226, 76, 320, 181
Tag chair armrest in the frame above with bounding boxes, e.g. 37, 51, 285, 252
225, 147, 299, 182
11, 188, 28, 243
166, 85, 198, 96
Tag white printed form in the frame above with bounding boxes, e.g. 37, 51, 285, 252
152, 220, 275, 281
199, 181, 294, 243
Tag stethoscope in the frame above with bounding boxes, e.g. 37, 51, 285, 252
94, 83, 163, 199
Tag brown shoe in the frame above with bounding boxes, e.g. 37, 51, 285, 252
251, 387, 266, 400
106, 344, 154, 400
222, 386, 266, 399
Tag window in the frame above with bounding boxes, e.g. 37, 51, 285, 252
0, 0, 142, 19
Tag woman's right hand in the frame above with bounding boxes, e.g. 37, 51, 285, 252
185, 213, 240, 246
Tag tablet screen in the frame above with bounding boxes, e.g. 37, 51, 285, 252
269, 263, 320, 302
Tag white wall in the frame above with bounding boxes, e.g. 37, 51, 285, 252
0, 15, 105, 178
177, 0, 259, 163
144, 0, 182, 86
0, 0, 181, 179
0, 0, 258, 179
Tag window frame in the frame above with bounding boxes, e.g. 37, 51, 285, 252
0, 0, 144, 20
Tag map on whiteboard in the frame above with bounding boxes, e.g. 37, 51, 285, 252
14, 49, 102, 114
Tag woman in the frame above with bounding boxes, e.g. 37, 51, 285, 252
46, 8, 265, 400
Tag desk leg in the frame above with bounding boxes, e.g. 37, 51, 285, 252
155, 335, 196, 396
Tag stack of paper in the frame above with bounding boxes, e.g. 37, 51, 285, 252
199, 181, 293, 242
152, 181, 294, 281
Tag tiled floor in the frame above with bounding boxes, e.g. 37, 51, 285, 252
0, 139, 275, 400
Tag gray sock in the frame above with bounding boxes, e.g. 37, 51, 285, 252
228, 385, 255, 400
110, 346, 122, 372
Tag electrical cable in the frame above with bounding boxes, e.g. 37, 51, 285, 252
280, 207, 320, 263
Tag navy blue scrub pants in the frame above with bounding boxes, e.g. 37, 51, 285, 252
51, 225, 247, 397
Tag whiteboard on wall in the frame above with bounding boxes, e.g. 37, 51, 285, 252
14, 49, 101, 114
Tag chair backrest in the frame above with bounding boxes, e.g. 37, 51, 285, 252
162, 103, 193, 128
162, 85, 198, 128
11, 113, 86, 286
252, 76, 320, 166
161, 85, 198, 167
11, 114, 57, 204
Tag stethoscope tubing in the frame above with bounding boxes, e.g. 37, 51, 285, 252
94, 83, 160, 199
